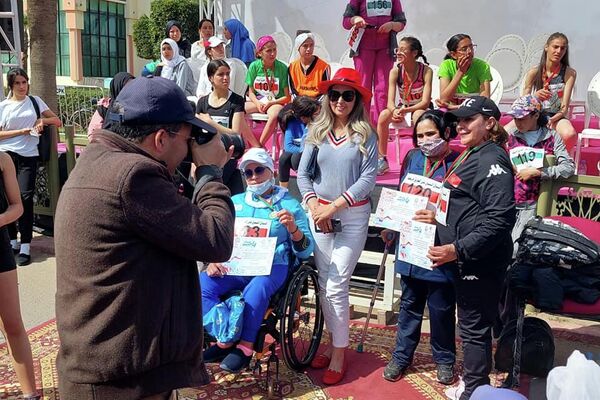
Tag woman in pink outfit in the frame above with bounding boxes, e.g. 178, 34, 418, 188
343, 0, 406, 123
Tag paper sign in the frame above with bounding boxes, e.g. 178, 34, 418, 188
397, 220, 436, 270
224, 237, 277, 276
400, 173, 448, 225
509, 146, 544, 172
347, 25, 365, 53
372, 187, 429, 232
372, 188, 437, 270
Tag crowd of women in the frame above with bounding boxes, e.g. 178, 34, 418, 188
0, 1, 582, 399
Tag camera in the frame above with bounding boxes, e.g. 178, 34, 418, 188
191, 126, 245, 160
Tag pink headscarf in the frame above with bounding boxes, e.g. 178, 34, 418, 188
256, 35, 276, 52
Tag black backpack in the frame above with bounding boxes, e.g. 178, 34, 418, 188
495, 316, 555, 380
516, 216, 600, 268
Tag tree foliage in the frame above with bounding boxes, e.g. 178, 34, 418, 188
132, 0, 200, 60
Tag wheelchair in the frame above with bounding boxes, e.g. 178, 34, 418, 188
204, 259, 324, 398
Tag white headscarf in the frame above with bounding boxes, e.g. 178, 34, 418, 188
294, 32, 314, 53
160, 38, 187, 79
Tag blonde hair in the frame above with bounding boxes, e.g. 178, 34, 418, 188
305, 91, 374, 155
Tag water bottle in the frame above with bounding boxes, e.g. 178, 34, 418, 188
578, 159, 587, 175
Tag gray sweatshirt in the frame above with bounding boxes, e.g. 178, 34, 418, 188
297, 130, 378, 205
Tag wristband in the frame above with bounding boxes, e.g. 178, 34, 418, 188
290, 226, 299, 235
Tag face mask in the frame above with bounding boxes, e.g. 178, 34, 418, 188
419, 137, 448, 157
247, 177, 275, 196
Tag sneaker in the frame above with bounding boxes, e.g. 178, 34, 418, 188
377, 157, 389, 175
17, 253, 31, 266
220, 348, 253, 373
382, 360, 406, 382
436, 363, 455, 385
444, 377, 465, 400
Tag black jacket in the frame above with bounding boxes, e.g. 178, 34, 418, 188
437, 140, 516, 276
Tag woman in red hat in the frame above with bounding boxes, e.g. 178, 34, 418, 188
297, 67, 377, 385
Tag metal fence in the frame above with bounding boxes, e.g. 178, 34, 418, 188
56, 84, 107, 133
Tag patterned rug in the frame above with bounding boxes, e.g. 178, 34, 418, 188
2, 319, 599, 400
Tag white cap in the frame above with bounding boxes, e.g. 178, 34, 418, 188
239, 148, 275, 172
206, 36, 225, 48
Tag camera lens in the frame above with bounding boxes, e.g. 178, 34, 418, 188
221, 134, 245, 160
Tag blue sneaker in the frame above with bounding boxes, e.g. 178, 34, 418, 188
220, 348, 253, 373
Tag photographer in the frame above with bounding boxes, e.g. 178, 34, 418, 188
54, 76, 235, 400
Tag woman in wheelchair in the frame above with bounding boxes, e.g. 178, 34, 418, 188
200, 148, 314, 373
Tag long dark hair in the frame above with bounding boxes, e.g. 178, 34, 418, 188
206, 59, 230, 79
7, 67, 29, 93
532, 32, 570, 92
444, 33, 471, 60
278, 96, 320, 132
198, 18, 214, 31
399, 36, 429, 65
412, 110, 454, 147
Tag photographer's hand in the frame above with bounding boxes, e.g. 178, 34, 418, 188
191, 133, 233, 168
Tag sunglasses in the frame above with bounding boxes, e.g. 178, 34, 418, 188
328, 89, 356, 102
243, 166, 268, 178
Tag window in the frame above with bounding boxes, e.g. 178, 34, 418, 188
56, 0, 70, 76
82, 0, 126, 77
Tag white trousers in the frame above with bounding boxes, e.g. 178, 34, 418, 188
311, 203, 370, 347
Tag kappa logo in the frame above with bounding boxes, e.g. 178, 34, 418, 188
461, 275, 479, 281
486, 164, 507, 178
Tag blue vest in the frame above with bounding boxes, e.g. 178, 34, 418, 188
394, 149, 459, 283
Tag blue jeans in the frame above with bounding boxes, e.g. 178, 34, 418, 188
392, 275, 456, 367
200, 264, 288, 343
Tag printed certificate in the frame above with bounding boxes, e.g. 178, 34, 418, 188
224, 237, 277, 276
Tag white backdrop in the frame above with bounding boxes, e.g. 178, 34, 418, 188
220, 0, 600, 101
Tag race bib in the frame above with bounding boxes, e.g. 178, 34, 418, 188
235, 217, 271, 238
253, 76, 280, 99
509, 146, 545, 172
212, 115, 229, 129
366, 0, 393, 17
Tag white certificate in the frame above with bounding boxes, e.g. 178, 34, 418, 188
372, 188, 437, 270
397, 220, 436, 270
400, 173, 447, 225
509, 146, 545, 172
372, 187, 429, 231
224, 237, 277, 276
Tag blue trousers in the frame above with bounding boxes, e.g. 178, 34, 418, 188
200, 264, 288, 343
392, 275, 456, 367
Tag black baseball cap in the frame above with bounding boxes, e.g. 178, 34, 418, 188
109, 75, 214, 134
445, 96, 501, 121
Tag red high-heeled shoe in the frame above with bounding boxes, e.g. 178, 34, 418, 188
322, 361, 346, 385
310, 354, 331, 369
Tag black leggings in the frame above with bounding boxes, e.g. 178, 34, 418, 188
278, 151, 302, 183
6, 152, 37, 244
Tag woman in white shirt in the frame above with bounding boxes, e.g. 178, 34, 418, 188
195, 36, 244, 98
0, 68, 61, 266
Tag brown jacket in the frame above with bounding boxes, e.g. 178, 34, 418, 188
55, 130, 234, 398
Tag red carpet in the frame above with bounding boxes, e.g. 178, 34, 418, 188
2, 320, 598, 399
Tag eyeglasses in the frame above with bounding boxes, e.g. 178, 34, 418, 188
243, 166, 267, 178
166, 130, 195, 145
328, 89, 356, 102
457, 44, 477, 53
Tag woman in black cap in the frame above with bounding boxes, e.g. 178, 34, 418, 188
166, 20, 191, 58
427, 96, 516, 400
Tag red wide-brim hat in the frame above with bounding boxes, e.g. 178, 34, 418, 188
318, 67, 372, 104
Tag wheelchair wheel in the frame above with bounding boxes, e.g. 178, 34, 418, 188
280, 263, 324, 370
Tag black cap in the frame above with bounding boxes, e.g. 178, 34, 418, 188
109, 75, 214, 134
445, 96, 501, 121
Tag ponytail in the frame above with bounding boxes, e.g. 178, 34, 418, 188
398, 36, 428, 65
487, 117, 509, 146
278, 96, 320, 132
